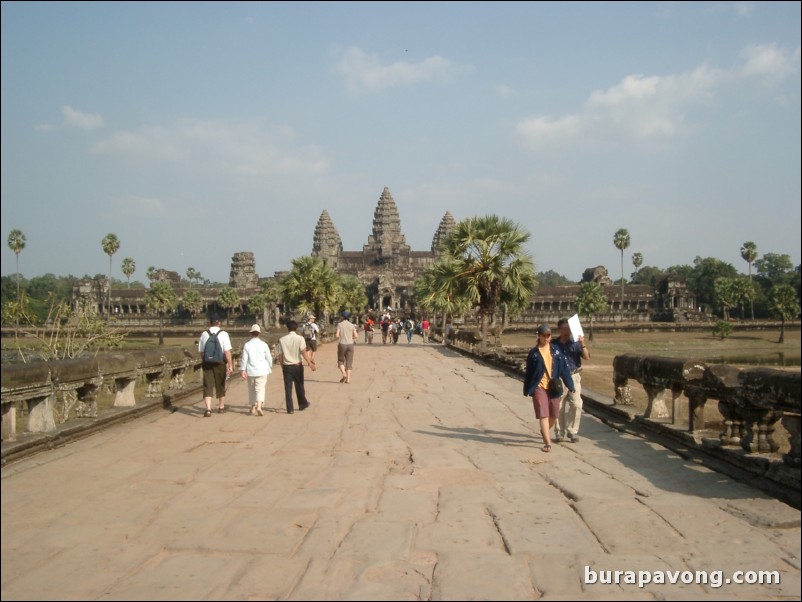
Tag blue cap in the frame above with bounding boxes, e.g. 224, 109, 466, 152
342, 310, 351, 318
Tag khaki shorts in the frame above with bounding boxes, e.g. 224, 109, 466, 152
337, 343, 354, 370
202, 363, 227, 398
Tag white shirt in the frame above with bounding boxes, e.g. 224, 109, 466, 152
240, 337, 273, 377
309, 322, 320, 340
198, 326, 233, 354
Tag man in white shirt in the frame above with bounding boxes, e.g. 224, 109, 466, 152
240, 324, 273, 416
277, 319, 316, 414
198, 315, 233, 417
305, 315, 320, 362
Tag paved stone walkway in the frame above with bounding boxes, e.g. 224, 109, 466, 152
2, 340, 800, 600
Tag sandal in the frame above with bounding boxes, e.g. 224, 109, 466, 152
542, 444, 552, 453
203, 410, 212, 417
218, 407, 225, 414
339, 377, 346, 383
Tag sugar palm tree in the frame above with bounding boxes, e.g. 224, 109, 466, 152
121, 257, 136, 288
740, 241, 758, 319
101, 233, 120, 316
217, 287, 241, 326
415, 258, 472, 330
182, 289, 204, 322
145, 282, 178, 346
613, 228, 630, 321
7, 229, 26, 324
632, 252, 643, 277
438, 215, 537, 352
770, 284, 800, 344
186, 267, 200, 289
337, 274, 368, 317
576, 281, 608, 342
281, 256, 340, 321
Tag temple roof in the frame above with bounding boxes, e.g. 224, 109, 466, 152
312, 209, 343, 255
431, 211, 456, 254
369, 187, 406, 247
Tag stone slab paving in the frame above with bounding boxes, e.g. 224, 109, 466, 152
2, 341, 800, 600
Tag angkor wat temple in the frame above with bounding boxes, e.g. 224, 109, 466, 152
73, 186, 697, 324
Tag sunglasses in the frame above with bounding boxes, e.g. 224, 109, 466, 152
539, 332, 551, 338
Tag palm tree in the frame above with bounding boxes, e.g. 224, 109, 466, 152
613, 228, 631, 321
337, 275, 368, 317
415, 258, 472, 331
632, 252, 643, 277
438, 215, 537, 352
121, 257, 136, 288
770, 284, 800, 344
146, 266, 157, 284
576, 281, 608, 342
186, 267, 200, 289
101, 233, 120, 316
144, 282, 178, 346
217, 287, 241, 326
714, 277, 738, 320
181, 289, 204, 322
740, 241, 758, 319
281, 256, 341, 321
7, 229, 26, 325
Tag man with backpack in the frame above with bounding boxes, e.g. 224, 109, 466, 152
198, 314, 233, 417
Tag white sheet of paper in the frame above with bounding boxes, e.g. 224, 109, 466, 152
568, 314, 584, 342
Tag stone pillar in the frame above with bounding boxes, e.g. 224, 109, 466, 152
781, 413, 801, 467
685, 388, 708, 432
741, 408, 783, 454
1, 401, 17, 442
27, 394, 57, 433
114, 377, 137, 407
75, 384, 99, 418
144, 371, 165, 398
718, 399, 744, 447
643, 384, 670, 419
169, 367, 187, 390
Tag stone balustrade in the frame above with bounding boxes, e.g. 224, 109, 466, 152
613, 354, 801, 467
1, 348, 203, 442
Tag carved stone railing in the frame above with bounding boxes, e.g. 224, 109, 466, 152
613, 354, 801, 467
1, 348, 202, 442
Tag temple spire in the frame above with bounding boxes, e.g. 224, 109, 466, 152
312, 209, 342, 268
432, 211, 456, 256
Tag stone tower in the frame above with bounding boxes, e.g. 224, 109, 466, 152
363, 187, 410, 261
311, 209, 343, 269
229, 252, 258, 289
431, 211, 457, 257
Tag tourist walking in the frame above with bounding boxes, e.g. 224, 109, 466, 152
277, 320, 316, 414
302, 315, 320, 362
404, 317, 415, 343
552, 318, 590, 443
198, 314, 234, 417
336, 310, 358, 384
523, 324, 575, 452
421, 318, 430, 344
381, 318, 390, 344
240, 324, 273, 416
364, 317, 375, 344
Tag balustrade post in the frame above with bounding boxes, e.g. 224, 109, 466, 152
144, 370, 165, 398
168, 367, 187, 390
1, 401, 17, 441
113, 377, 137, 407
643, 384, 670, 419
781, 413, 801, 467
27, 394, 57, 433
741, 408, 783, 454
718, 399, 744, 447
613, 374, 633, 405
75, 384, 99, 418
685, 387, 708, 432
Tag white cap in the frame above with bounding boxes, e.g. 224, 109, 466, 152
249, 324, 261, 333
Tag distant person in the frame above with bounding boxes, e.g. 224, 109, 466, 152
552, 318, 590, 443
390, 320, 399, 344
240, 323, 273, 416
302, 315, 320, 362
523, 323, 575, 452
421, 318, 430, 344
198, 314, 234, 417
381, 317, 390, 344
404, 317, 415, 343
364, 317, 375, 344
277, 320, 316, 414
443, 318, 453, 345
336, 310, 358, 384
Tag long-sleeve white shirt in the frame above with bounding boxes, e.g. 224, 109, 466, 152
240, 337, 273, 377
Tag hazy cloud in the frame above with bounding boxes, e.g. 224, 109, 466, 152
93, 119, 329, 177
517, 43, 798, 152
62, 105, 104, 129
495, 84, 514, 98
334, 46, 464, 93
35, 123, 56, 132
734, 2, 756, 17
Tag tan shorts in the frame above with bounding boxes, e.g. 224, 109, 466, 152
337, 343, 354, 370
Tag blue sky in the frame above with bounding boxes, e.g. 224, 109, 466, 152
2, 1, 800, 285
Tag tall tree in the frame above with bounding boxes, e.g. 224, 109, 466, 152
632, 252, 643, 276
181, 289, 204, 321
144, 282, 178, 346
576, 281, 608, 342
337, 274, 368, 316
7, 229, 26, 325
217, 287, 241, 326
740, 241, 758, 319
101, 233, 120, 316
415, 258, 472, 329
713, 277, 739, 320
770, 284, 800, 344
121, 257, 136, 288
613, 228, 630, 321
281, 256, 340, 320
186, 267, 200, 289
146, 266, 157, 284
438, 215, 537, 352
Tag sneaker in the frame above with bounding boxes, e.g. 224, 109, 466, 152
568, 434, 579, 443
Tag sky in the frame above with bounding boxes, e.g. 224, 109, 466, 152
2, 1, 800, 285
